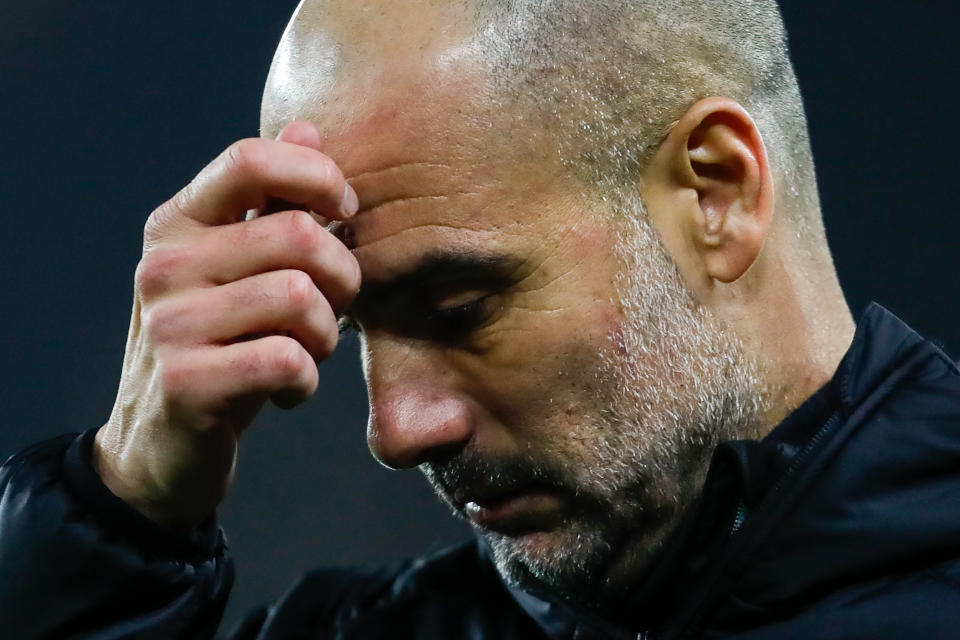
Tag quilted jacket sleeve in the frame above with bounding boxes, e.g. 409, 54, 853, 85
0, 429, 234, 639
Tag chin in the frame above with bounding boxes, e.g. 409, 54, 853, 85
482, 521, 614, 597
482, 506, 681, 606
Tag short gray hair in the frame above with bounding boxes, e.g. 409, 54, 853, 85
474, 0, 823, 237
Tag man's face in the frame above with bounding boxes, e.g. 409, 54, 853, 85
262, 7, 768, 601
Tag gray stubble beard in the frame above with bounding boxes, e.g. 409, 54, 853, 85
486, 192, 772, 605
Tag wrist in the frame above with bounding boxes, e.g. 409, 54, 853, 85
92, 425, 229, 529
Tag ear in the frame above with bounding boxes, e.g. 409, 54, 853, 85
641, 97, 774, 286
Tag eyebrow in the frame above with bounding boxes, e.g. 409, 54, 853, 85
341, 250, 525, 326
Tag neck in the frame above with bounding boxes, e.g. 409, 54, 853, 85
723, 242, 856, 436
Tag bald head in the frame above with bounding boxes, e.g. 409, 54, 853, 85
265, 0, 819, 229
262, 1, 481, 137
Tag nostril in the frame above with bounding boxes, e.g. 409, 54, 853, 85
367, 423, 472, 470
366, 395, 474, 470
412, 441, 468, 468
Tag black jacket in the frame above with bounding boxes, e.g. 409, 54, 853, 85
3, 303, 960, 639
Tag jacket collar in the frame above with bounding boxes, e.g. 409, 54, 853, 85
838, 302, 928, 412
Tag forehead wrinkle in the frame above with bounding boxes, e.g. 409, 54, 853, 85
325, 189, 482, 250
343, 159, 476, 217
345, 182, 491, 255
357, 192, 481, 218
346, 161, 453, 183
355, 221, 501, 256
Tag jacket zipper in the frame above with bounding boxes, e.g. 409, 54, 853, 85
669, 411, 844, 640
730, 501, 747, 535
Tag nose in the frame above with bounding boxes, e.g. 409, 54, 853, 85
363, 339, 474, 469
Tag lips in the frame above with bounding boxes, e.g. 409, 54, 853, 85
461, 490, 564, 534
428, 455, 569, 535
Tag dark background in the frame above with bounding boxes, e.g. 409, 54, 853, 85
1, 1, 957, 634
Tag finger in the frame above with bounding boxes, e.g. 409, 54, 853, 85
137, 211, 361, 313
275, 120, 324, 150
205, 212, 360, 313
257, 121, 329, 218
157, 137, 359, 228
146, 269, 340, 361
160, 335, 319, 413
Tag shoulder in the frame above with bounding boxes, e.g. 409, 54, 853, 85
725, 557, 960, 640
1, 432, 76, 486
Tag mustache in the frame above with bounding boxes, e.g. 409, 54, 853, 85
423, 450, 574, 511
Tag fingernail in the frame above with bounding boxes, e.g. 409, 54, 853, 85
341, 183, 359, 218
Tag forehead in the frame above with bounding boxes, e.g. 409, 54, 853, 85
262, 0, 497, 180
333, 112, 568, 284
261, 0, 483, 139
261, 7, 577, 276
271, 72, 512, 279
260, 1, 593, 286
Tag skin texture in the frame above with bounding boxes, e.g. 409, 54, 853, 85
94, 0, 857, 612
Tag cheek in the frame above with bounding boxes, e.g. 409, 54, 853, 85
462, 300, 626, 431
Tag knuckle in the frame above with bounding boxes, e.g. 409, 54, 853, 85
225, 138, 268, 177
271, 339, 309, 381
158, 352, 191, 398
285, 270, 317, 311
135, 248, 184, 297
282, 210, 323, 253
142, 302, 177, 344
143, 184, 196, 245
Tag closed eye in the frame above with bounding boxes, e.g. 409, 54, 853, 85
342, 249, 524, 341
427, 292, 497, 336
341, 290, 499, 339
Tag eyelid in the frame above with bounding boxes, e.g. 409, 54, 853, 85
342, 276, 510, 338
428, 292, 500, 336
432, 289, 490, 311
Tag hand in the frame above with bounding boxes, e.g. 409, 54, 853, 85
93, 122, 361, 527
